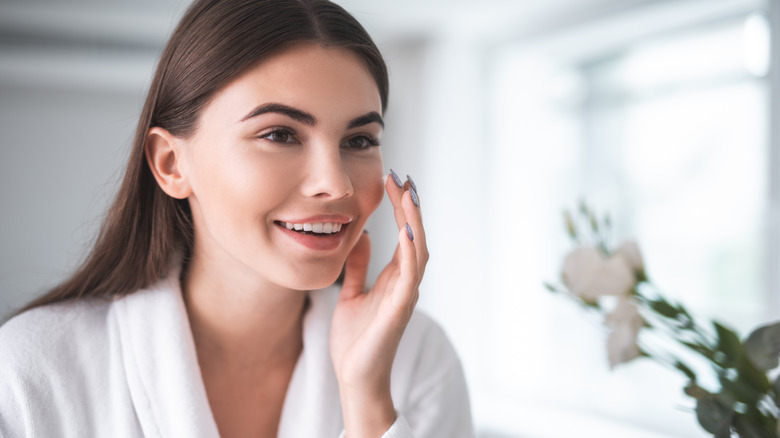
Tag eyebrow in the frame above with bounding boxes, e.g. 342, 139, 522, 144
240, 103, 315, 125
240, 102, 384, 129
348, 111, 384, 129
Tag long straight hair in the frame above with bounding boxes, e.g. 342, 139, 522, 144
20, 0, 388, 313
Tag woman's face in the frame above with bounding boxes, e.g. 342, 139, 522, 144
179, 43, 385, 291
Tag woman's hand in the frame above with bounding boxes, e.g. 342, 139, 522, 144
329, 172, 428, 437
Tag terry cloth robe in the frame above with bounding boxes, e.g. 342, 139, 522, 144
0, 269, 474, 438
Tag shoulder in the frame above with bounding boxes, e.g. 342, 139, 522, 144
402, 309, 456, 358
394, 311, 475, 436
0, 298, 115, 395
0, 298, 116, 435
395, 308, 465, 390
0, 298, 113, 363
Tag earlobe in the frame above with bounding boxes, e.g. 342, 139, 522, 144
145, 127, 191, 199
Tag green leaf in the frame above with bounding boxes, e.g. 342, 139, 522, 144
714, 321, 743, 368
563, 211, 578, 240
736, 357, 771, 395
744, 321, 780, 371
720, 373, 765, 405
649, 298, 679, 319
578, 200, 589, 217
676, 312, 695, 330
682, 341, 716, 361
713, 430, 731, 438
684, 381, 710, 399
580, 299, 601, 310
679, 306, 694, 323
675, 361, 697, 382
732, 418, 765, 438
695, 396, 733, 435
773, 375, 780, 409
733, 413, 777, 438
588, 211, 598, 232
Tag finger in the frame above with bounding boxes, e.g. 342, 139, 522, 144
373, 240, 401, 290
391, 224, 419, 313
401, 188, 428, 281
340, 231, 371, 301
385, 170, 407, 230
404, 174, 418, 196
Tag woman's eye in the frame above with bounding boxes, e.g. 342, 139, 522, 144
260, 129, 296, 144
343, 135, 380, 150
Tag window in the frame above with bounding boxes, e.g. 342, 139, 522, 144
482, 5, 770, 437
581, 15, 769, 331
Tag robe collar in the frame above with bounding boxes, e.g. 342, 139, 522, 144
114, 265, 343, 437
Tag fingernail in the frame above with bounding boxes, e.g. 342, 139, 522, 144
409, 186, 420, 207
405, 223, 414, 241
406, 175, 417, 193
389, 169, 403, 188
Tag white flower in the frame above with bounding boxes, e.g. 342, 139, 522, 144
613, 240, 645, 280
562, 247, 636, 303
605, 297, 645, 369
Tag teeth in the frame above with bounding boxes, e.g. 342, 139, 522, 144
279, 222, 343, 235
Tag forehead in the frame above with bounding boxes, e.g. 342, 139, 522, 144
204, 43, 383, 124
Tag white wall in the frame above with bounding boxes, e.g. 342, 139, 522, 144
0, 85, 141, 317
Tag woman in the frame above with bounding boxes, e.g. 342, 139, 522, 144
0, 0, 473, 437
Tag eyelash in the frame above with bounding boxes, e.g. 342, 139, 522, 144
344, 134, 381, 149
258, 129, 381, 149
259, 128, 297, 144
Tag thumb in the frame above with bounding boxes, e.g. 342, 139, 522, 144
340, 231, 371, 301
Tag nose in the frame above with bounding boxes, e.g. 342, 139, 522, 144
300, 143, 354, 199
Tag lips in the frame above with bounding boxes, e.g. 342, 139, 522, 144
274, 216, 352, 251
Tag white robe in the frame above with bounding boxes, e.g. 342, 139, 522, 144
0, 269, 474, 438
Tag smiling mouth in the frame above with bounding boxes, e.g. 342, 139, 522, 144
275, 221, 345, 236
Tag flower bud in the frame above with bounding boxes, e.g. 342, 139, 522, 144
562, 247, 636, 303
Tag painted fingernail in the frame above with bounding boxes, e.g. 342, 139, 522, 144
389, 169, 404, 188
409, 186, 420, 207
405, 223, 414, 241
406, 175, 417, 193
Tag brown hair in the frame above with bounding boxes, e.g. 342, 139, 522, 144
20, 0, 388, 313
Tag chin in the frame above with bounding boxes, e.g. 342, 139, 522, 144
282, 264, 344, 291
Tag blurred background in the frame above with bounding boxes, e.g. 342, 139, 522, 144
0, 0, 777, 436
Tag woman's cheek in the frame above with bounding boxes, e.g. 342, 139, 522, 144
358, 160, 385, 213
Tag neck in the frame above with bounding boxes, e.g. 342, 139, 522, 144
181, 255, 308, 370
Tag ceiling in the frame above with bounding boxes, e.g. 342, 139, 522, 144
0, 0, 664, 47
0, 0, 762, 91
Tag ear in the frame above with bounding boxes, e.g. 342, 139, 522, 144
145, 127, 192, 199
